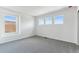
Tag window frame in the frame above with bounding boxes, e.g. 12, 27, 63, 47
3, 15, 19, 34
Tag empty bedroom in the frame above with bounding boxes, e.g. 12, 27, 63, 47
0, 6, 79, 53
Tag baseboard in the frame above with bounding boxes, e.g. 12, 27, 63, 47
0, 35, 35, 44
36, 35, 76, 45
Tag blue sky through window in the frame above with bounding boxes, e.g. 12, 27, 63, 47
4, 16, 16, 22
54, 16, 64, 24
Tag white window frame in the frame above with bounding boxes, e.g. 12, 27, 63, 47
3, 15, 19, 34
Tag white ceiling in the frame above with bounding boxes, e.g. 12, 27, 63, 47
1, 6, 65, 16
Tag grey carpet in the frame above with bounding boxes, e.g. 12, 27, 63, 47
0, 36, 78, 53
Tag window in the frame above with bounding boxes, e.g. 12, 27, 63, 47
45, 16, 52, 24
54, 16, 64, 24
38, 17, 44, 25
4, 16, 16, 33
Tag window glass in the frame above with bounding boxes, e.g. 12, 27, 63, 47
54, 16, 64, 24
4, 16, 16, 33
45, 16, 52, 24
38, 17, 44, 25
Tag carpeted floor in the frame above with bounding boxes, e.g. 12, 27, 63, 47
0, 36, 78, 53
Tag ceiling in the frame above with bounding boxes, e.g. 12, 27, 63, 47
1, 6, 65, 16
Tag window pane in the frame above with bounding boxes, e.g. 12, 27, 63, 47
54, 16, 64, 24
45, 16, 52, 24
4, 16, 16, 33
4, 16, 16, 22
38, 17, 44, 25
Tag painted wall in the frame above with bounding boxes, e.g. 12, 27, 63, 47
35, 7, 78, 44
0, 8, 34, 44
77, 11, 79, 45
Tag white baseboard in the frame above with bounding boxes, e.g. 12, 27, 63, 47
0, 34, 34, 44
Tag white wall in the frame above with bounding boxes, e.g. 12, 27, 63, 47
36, 7, 78, 44
77, 11, 79, 45
0, 8, 34, 44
